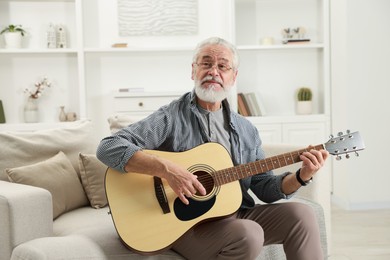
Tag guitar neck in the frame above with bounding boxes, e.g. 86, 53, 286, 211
214, 144, 324, 185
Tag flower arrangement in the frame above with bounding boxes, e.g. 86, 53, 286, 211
24, 77, 52, 99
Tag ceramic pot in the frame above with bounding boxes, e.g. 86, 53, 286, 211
4, 32, 22, 49
296, 101, 312, 115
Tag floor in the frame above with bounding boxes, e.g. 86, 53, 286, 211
328, 205, 390, 260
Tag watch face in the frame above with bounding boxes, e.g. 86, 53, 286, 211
306, 177, 313, 184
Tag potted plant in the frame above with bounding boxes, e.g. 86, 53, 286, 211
0, 24, 27, 49
296, 87, 313, 114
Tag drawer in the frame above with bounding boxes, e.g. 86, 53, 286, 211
113, 95, 180, 113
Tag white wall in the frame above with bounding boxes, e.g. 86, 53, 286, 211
330, 0, 390, 209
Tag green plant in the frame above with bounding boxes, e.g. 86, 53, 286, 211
297, 87, 312, 101
0, 24, 26, 36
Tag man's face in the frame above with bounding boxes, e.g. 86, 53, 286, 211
192, 44, 238, 103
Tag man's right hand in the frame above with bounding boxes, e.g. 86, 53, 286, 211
125, 151, 207, 205
161, 159, 207, 205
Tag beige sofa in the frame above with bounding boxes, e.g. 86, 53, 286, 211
0, 120, 330, 260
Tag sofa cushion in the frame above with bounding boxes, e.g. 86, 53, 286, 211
52, 206, 185, 260
107, 114, 146, 133
6, 151, 89, 219
78, 153, 108, 208
0, 120, 97, 181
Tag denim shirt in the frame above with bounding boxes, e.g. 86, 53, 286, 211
96, 91, 293, 208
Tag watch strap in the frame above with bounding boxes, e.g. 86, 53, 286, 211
296, 169, 312, 186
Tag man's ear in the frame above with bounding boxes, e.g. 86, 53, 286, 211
191, 64, 195, 80
233, 69, 238, 83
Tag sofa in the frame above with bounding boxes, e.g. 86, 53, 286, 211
0, 119, 330, 260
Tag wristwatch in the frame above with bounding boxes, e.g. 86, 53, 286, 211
296, 169, 313, 186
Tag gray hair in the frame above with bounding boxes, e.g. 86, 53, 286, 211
192, 37, 239, 71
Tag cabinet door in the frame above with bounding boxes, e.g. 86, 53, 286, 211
282, 122, 326, 145
252, 123, 282, 144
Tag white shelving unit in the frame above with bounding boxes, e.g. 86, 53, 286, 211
0, 0, 330, 144
233, 0, 330, 145
0, 0, 81, 129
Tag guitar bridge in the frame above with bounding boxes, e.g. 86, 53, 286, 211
154, 176, 171, 214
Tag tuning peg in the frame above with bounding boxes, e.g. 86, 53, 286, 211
336, 155, 342, 161
346, 154, 350, 159
355, 152, 359, 157
329, 134, 334, 139
338, 132, 343, 136
346, 129, 351, 134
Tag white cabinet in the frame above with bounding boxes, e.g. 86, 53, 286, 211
112, 92, 182, 116
248, 115, 329, 145
283, 122, 327, 145
250, 122, 283, 144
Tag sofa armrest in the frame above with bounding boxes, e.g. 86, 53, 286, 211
262, 143, 330, 204
0, 181, 53, 259
262, 143, 332, 255
287, 197, 328, 258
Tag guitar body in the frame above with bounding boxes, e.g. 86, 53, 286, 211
105, 143, 242, 254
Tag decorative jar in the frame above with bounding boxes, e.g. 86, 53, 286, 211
24, 97, 39, 123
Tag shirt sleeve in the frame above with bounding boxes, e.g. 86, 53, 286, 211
96, 109, 171, 172
248, 134, 296, 203
250, 171, 295, 203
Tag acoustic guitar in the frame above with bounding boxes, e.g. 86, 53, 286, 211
105, 131, 364, 255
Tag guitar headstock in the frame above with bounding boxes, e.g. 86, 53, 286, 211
324, 130, 365, 160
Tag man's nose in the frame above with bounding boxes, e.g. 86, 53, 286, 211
207, 65, 221, 76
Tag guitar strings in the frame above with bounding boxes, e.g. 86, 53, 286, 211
167, 149, 309, 195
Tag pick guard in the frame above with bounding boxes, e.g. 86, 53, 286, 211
174, 197, 216, 221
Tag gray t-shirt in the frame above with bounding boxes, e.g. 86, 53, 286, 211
196, 104, 231, 155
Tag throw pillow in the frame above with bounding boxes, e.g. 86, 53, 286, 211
0, 120, 97, 181
78, 153, 108, 208
107, 114, 145, 133
6, 151, 89, 219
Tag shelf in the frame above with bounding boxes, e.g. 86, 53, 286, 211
0, 49, 78, 54
113, 91, 184, 98
246, 114, 329, 124
83, 46, 194, 53
237, 43, 325, 51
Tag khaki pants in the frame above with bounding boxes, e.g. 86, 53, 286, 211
172, 202, 322, 260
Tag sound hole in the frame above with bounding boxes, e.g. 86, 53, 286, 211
174, 165, 218, 221
187, 164, 219, 201
194, 170, 214, 195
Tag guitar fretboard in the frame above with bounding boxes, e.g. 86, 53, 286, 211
214, 144, 324, 185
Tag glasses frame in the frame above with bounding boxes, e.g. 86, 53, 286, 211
194, 62, 233, 73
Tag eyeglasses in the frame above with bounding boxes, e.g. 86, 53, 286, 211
194, 62, 233, 72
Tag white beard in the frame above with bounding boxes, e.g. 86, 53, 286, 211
194, 76, 233, 103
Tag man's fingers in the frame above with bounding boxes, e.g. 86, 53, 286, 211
178, 192, 189, 205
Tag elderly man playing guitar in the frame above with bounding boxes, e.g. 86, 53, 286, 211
97, 37, 329, 260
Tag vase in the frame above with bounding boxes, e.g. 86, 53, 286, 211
24, 97, 39, 123
59, 106, 67, 122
